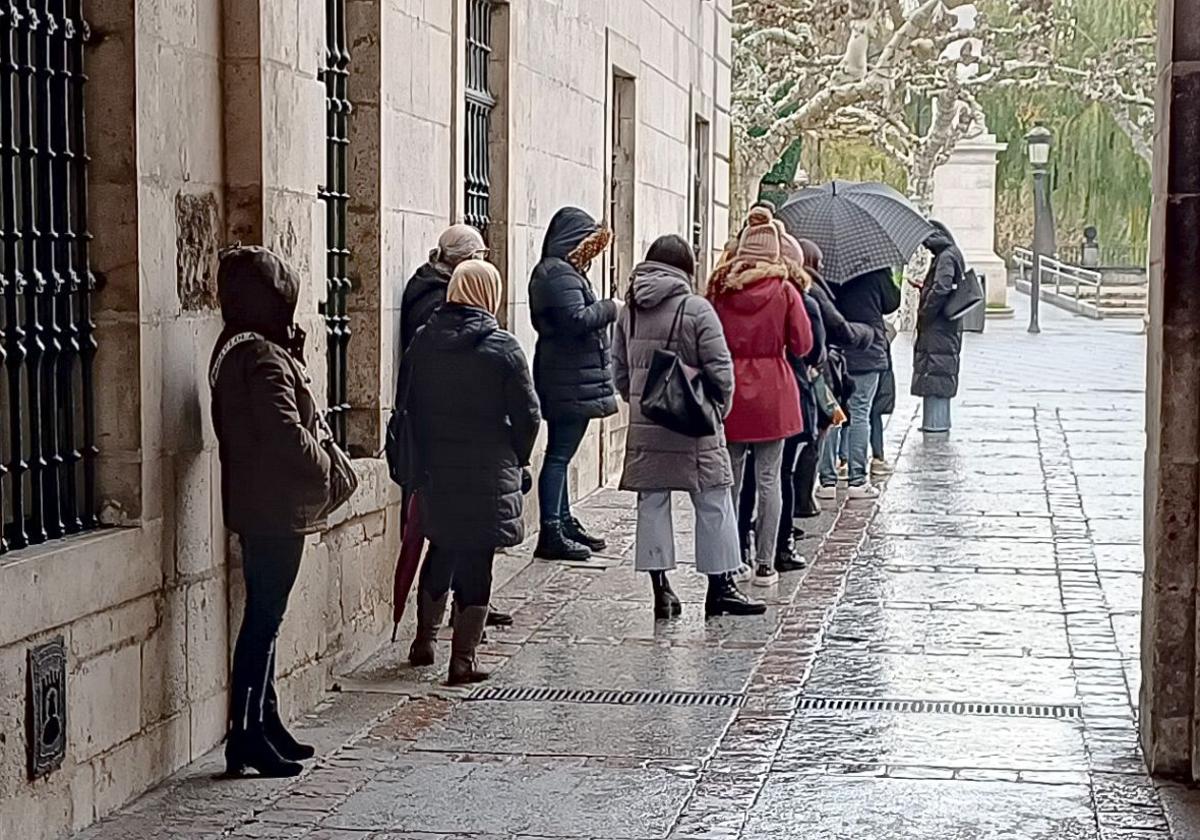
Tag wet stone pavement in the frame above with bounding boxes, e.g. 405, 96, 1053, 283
78, 300, 1191, 840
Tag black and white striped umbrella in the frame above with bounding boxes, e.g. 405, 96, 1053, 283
777, 181, 933, 285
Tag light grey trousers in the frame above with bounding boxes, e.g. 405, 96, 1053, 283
729, 440, 785, 568
635, 489, 743, 575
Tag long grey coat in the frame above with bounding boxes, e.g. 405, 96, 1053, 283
613, 262, 735, 493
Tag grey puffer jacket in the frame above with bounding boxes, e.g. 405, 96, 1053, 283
613, 262, 735, 493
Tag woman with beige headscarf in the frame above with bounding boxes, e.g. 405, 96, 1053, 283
400, 225, 488, 352
396, 259, 541, 685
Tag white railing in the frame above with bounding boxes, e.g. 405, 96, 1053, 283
1013, 248, 1105, 315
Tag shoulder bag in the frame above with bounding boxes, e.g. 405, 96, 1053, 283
633, 298, 719, 438
385, 337, 423, 490
944, 266, 985, 321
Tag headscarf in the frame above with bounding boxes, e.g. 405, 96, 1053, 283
447, 259, 503, 315
431, 225, 487, 273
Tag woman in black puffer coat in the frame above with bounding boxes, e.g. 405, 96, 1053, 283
912, 221, 966, 433
529, 207, 619, 561
399, 260, 541, 685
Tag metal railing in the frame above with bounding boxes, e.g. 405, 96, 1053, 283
1013, 248, 1105, 313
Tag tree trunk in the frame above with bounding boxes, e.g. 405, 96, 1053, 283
729, 145, 771, 238
897, 170, 935, 332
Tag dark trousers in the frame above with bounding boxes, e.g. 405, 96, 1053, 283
419, 545, 496, 608
738, 435, 804, 554
537, 417, 589, 525
230, 536, 304, 733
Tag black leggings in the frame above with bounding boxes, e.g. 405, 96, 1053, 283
738, 435, 805, 554
230, 536, 304, 732
419, 545, 496, 608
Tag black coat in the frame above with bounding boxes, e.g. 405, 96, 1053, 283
400, 262, 451, 352
398, 305, 542, 550
833, 269, 902, 374
808, 272, 873, 352
529, 208, 619, 420
912, 225, 965, 399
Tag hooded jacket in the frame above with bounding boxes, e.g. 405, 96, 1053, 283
711, 263, 813, 443
613, 262, 735, 493
833, 268, 903, 374
397, 304, 541, 550
400, 262, 452, 352
912, 222, 966, 399
528, 208, 619, 420
807, 270, 873, 352
210, 246, 331, 537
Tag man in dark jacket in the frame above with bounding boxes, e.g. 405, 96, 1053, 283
529, 207, 619, 560
816, 267, 901, 499
912, 221, 966, 432
210, 246, 332, 779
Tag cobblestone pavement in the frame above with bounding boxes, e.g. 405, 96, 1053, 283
79, 298, 1199, 840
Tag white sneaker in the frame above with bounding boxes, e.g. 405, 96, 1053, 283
735, 563, 753, 583
871, 458, 894, 477
815, 485, 838, 501
847, 483, 881, 500
752, 564, 780, 587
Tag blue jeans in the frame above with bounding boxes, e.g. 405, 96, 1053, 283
836, 405, 886, 462
537, 417, 589, 525
820, 372, 881, 488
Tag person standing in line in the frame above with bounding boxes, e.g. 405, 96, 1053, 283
709, 207, 813, 587
794, 239, 873, 516
399, 224, 512, 629
816, 263, 901, 500
529, 207, 619, 561
613, 235, 766, 619
871, 320, 898, 474
210, 246, 333, 778
399, 260, 541, 685
912, 221, 966, 433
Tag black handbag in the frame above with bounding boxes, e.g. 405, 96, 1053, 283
634, 299, 719, 438
944, 267, 984, 321
385, 336, 424, 490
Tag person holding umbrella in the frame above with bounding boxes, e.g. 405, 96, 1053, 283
397, 260, 541, 685
776, 181, 931, 500
708, 206, 813, 587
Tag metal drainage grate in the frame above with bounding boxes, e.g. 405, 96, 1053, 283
468, 686, 743, 709
798, 697, 1082, 720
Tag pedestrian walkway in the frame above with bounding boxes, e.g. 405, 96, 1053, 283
78, 297, 1197, 839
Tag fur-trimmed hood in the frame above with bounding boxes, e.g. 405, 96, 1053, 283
708, 258, 789, 299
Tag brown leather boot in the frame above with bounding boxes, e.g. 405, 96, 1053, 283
447, 605, 490, 686
408, 590, 449, 667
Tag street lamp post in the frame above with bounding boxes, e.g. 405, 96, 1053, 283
1025, 126, 1056, 335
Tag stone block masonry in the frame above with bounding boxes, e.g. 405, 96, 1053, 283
0, 1, 731, 838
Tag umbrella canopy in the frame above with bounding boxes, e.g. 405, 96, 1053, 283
777, 180, 933, 285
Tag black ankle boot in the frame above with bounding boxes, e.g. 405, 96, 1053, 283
794, 442, 822, 518
649, 571, 683, 620
705, 573, 767, 617
486, 606, 514, 627
564, 515, 607, 552
534, 521, 592, 561
775, 540, 808, 574
225, 729, 304, 778
263, 694, 315, 762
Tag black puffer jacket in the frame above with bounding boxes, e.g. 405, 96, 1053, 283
400, 262, 451, 352
912, 223, 966, 399
529, 208, 619, 420
834, 268, 902, 374
398, 304, 541, 550
210, 247, 331, 537
808, 271, 873, 352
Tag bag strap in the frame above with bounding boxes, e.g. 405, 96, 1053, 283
208, 331, 265, 389
664, 298, 688, 351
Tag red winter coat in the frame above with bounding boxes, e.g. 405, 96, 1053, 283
713, 274, 813, 443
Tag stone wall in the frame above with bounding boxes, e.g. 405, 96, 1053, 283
0, 1, 731, 837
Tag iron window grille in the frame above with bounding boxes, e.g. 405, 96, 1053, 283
1, 0, 98, 555
464, 0, 495, 237
319, 0, 351, 448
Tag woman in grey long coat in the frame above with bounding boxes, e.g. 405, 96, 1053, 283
613, 235, 765, 620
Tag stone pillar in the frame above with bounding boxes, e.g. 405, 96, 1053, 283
931, 132, 1010, 314
1142, 0, 1200, 781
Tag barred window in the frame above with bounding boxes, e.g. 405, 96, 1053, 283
319, 0, 351, 448
464, 0, 495, 237
1, 0, 98, 555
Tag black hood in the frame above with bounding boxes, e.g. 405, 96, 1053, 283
422, 303, 499, 352
925, 221, 957, 254
542, 207, 600, 260
217, 246, 300, 337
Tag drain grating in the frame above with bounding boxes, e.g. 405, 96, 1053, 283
798, 697, 1082, 720
468, 686, 743, 709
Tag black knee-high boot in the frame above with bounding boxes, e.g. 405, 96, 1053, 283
794, 439, 821, 518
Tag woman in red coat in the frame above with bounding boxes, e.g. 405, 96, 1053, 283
709, 207, 813, 587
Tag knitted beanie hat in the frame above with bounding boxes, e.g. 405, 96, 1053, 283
778, 225, 805, 265
736, 206, 782, 263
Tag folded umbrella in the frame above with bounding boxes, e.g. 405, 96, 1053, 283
391, 493, 426, 641
777, 180, 933, 285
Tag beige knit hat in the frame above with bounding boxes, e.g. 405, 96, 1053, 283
736, 206, 783, 263
778, 224, 805, 265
